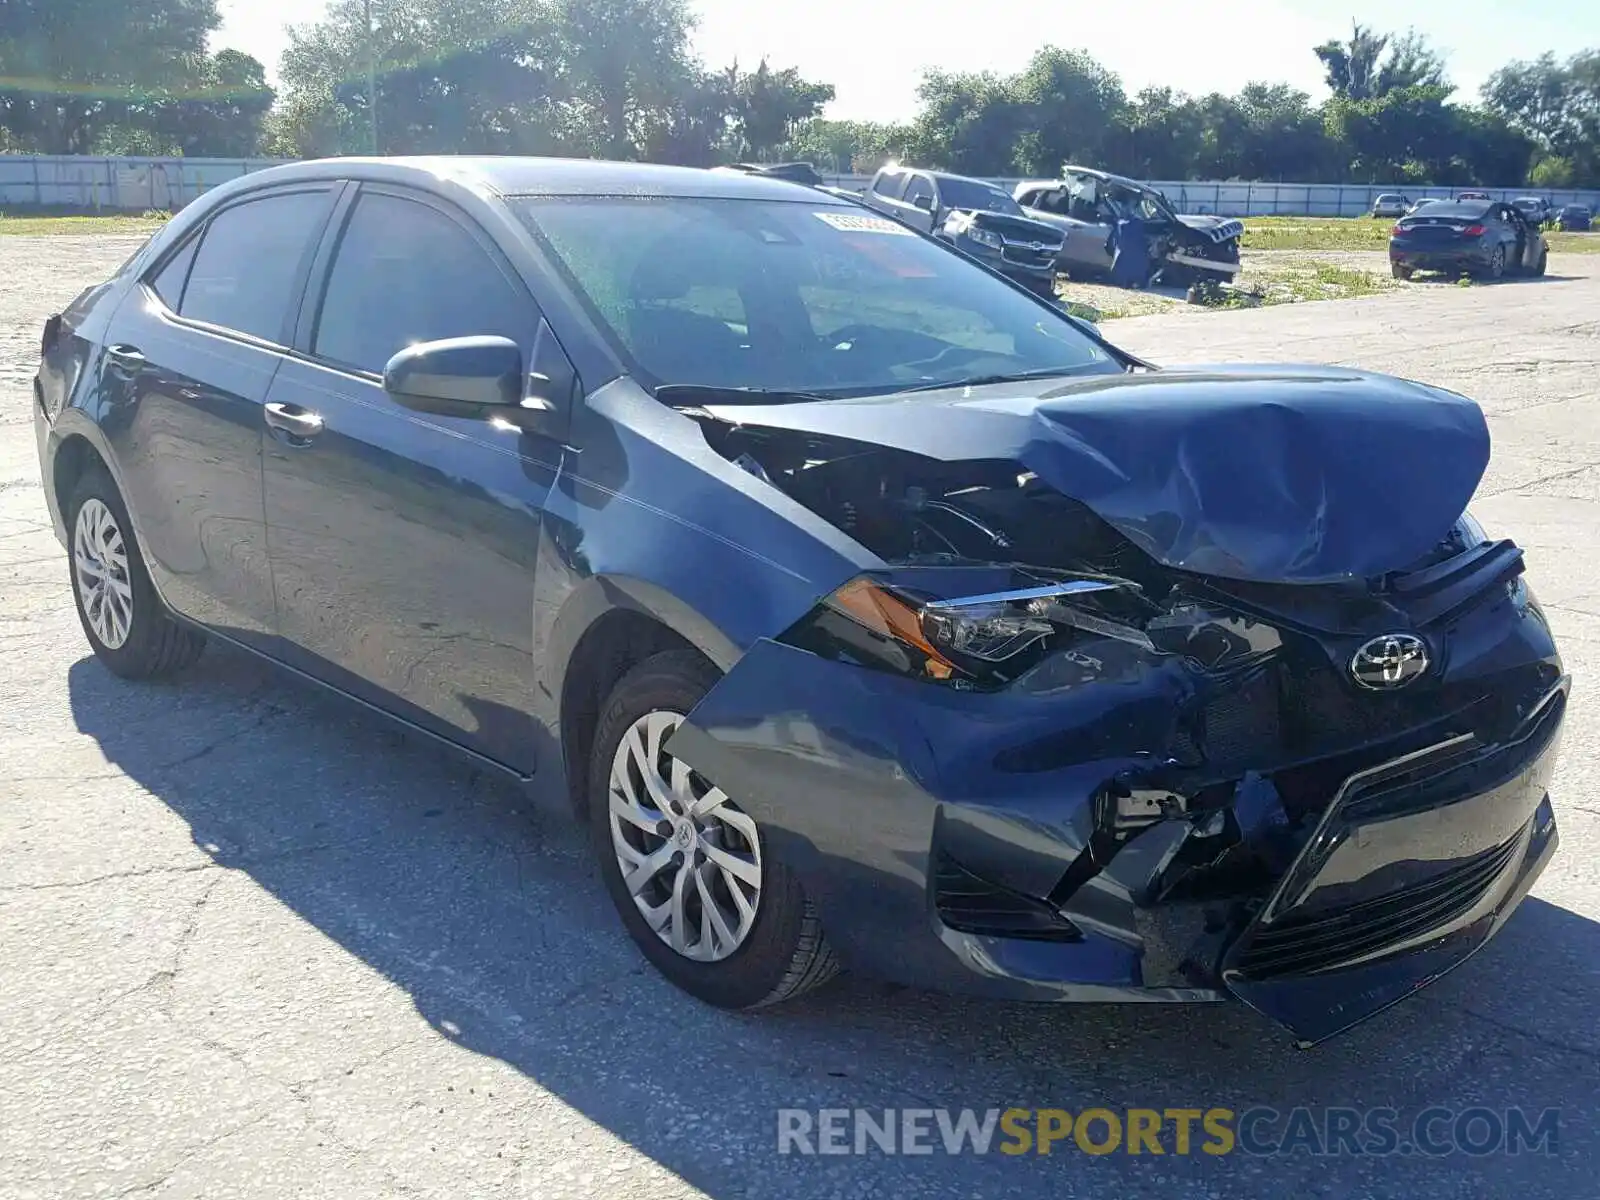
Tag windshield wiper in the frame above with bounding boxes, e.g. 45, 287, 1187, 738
654, 383, 836, 407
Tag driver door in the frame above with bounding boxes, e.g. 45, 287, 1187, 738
261, 184, 573, 772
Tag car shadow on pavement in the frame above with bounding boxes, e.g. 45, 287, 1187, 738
66, 642, 1600, 1195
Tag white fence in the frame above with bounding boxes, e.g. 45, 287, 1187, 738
0, 155, 291, 212
2, 155, 1597, 218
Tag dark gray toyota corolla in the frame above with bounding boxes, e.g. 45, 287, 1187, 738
34, 158, 1565, 1045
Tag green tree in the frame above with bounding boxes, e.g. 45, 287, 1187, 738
1315, 23, 1446, 101
0, 0, 223, 152
1008, 47, 1127, 175
781, 118, 913, 174
731, 60, 834, 160
906, 69, 1022, 174
1483, 50, 1600, 186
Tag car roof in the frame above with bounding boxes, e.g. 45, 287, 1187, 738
198, 155, 854, 204
923, 170, 1006, 189
1059, 165, 1150, 191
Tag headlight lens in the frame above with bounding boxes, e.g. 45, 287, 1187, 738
781, 575, 1141, 687
966, 225, 1004, 251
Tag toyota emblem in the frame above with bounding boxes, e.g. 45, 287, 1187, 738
1350, 634, 1430, 690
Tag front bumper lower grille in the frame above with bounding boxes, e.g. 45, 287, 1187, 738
933, 852, 1082, 942
1233, 834, 1519, 980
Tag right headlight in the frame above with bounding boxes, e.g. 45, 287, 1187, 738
966, 225, 1004, 251
779, 574, 1143, 688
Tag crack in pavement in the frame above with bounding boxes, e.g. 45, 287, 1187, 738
108, 1109, 281, 1198
0, 839, 346, 895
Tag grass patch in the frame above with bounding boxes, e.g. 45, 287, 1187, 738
1236, 256, 1397, 306
1244, 215, 1600, 255
0, 213, 167, 235
1242, 217, 1392, 252
1548, 231, 1600, 254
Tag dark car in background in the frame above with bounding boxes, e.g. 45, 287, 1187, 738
1557, 204, 1592, 232
1389, 199, 1548, 279
859, 165, 1064, 297
1015, 167, 1244, 287
35, 157, 1565, 1047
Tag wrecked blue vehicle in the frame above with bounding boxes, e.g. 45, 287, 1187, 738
1017, 167, 1244, 288
35, 158, 1564, 1046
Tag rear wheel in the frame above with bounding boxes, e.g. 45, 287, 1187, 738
66, 467, 205, 679
1483, 245, 1506, 280
588, 649, 838, 1009
1391, 262, 1413, 281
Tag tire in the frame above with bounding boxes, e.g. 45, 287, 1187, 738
1483, 245, 1506, 280
588, 648, 839, 1009
1534, 248, 1548, 277
66, 466, 205, 679
1391, 263, 1412, 281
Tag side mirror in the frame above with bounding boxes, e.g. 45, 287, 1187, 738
384, 336, 524, 417
912, 194, 933, 212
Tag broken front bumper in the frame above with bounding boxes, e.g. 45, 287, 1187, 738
666, 633, 1565, 1043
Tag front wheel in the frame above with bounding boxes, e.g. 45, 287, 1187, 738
588, 649, 839, 1009
67, 467, 205, 679
1534, 248, 1548, 276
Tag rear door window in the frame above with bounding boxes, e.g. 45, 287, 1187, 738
312, 192, 534, 376
179, 191, 334, 343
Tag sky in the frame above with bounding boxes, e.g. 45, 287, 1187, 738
216, 0, 1597, 123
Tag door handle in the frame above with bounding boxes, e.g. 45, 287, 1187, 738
104, 344, 145, 379
264, 401, 325, 445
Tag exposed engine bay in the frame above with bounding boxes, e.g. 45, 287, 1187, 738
690, 410, 1561, 1006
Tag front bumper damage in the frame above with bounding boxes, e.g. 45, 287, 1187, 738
666, 563, 1565, 1045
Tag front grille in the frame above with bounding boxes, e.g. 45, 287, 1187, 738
933, 853, 1082, 942
1233, 835, 1519, 979
1001, 245, 1055, 267
1340, 688, 1564, 823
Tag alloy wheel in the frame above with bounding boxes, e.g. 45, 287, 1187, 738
607, 710, 762, 961
73, 497, 133, 649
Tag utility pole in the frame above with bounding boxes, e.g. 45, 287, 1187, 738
364, 0, 379, 155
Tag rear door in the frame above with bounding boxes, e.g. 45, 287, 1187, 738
261, 184, 571, 772
97, 185, 339, 642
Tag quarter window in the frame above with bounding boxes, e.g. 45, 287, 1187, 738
179, 191, 332, 342
313, 193, 532, 375
148, 237, 199, 311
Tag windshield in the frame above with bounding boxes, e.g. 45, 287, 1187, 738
513, 197, 1113, 397
935, 178, 1024, 215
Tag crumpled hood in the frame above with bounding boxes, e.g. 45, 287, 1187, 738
705, 365, 1491, 584
1174, 214, 1245, 243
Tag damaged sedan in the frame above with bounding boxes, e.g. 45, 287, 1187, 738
36, 158, 1564, 1046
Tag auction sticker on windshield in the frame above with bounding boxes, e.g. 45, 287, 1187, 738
813, 211, 916, 235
